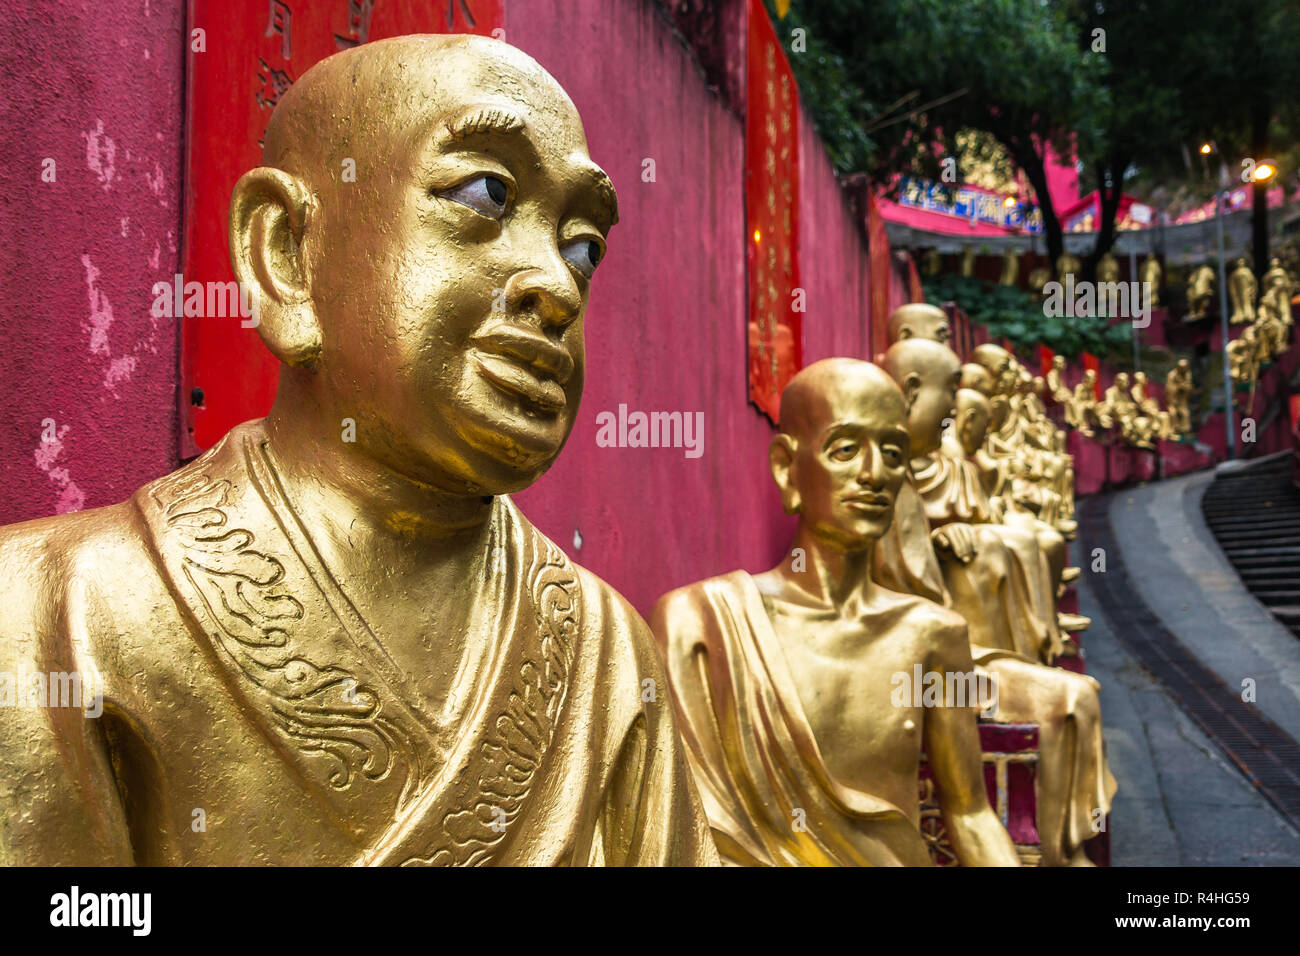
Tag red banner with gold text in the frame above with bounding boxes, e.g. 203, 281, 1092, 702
745, 0, 801, 423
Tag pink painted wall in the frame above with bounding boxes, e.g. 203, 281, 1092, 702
508, 0, 891, 614
0, 0, 898, 619
0, 0, 185, 525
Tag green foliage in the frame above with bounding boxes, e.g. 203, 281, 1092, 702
923, 274, 1130, 359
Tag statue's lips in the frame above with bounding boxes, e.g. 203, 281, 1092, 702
843, 493, 891, 515
473, 352, 567, 412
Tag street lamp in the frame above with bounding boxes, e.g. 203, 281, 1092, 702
1202, 142, 1236, 459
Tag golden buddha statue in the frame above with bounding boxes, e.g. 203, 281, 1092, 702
961, 245, 977, 277
1141, 254, 1162, 308
1261, 256, 1294, 329
1072, 369, 1105, 434
1027, 265, 1052, 297
1164, 359, 1193, 437
651, 359, 1020, 867
999, 249, 1020, 286
1045, 355, 1071, 405
0, 35, 717, 866
876, 344, 1116, 867
1228, 326, 1262, 397
1096, 253, 1120, 284
1186, 264, 1216, 320
1056, 252, 1082, 280
1104, 372, 1155, 449
1228, 258, 1257, 325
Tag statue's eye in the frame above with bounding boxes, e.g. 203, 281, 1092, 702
829, 441, 857, 462
439, 175, 510, 219
882, 446, 903, 464
561, 239, 603, 279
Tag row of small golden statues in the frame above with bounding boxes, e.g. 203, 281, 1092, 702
0, 36, 1116, 867
1224, 257, 1296, 406
1051, 359, 1194, 450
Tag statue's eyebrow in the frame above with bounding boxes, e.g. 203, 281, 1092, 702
442, 105, 527, 140
431, 103, 619, 231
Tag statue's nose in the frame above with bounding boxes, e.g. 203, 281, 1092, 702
506, 251, 582, 332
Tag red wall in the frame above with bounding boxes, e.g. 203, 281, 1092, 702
0, 0, 185, 523
0, 0, 900, 619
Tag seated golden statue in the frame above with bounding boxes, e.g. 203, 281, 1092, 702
876, 344, 1115, 865
1066, 370, 1100, 437
1228, 326, 1262, 395
1164, 359, 1193, 437
0, 35, 717, 866
884, 341, 1072, 661
1255, 297, 1288, 362
1130, 372, 1174, 442
651, 359, 1020, 867
1104, 372, 1156, 449
1045, 355, 1071, 405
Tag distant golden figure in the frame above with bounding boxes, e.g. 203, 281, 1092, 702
1140, 254, 1162, 308
1056, 252, 1082, 280
1096, 253, 1120, 284
1228, 258, 1257, 325
0, 35, 716, 866
1164, 359, 1193, 437
1186, 264, 1216, 320
999, 248, 1020, 286
1045, 355, 1071, 405
652, 360, 1021, 867
1027, 265, 1052, 297
1261, 256, 1294, 327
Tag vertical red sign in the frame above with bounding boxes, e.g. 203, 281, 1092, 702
745, 0, 801, 424
1038, 344, 1054, 376
182, 0, 505, 454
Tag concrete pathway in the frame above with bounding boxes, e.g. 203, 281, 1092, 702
1078, 468, 1300, 865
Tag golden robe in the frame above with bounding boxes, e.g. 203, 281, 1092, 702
0, 422, 717, 866
651, 572, 933, 867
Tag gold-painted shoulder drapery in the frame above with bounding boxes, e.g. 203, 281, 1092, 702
0, 421, 716, 866
651, 571, 933, 867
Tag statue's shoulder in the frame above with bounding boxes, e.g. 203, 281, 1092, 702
0, 498, 148, 584
876, 584, 967, 643
652, 570, 749, 625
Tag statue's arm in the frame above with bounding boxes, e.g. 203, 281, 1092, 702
0, 547, 134, 865
922, 616, 1021, 867
597, 592, 720, 867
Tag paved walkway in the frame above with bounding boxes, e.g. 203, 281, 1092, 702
1079, 466, 1300, 865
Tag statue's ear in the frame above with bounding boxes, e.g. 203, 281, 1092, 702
769, 434, 801, 515
902, 371, 923, 410
229, 167, 321, 368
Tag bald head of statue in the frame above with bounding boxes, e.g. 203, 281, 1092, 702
952, 388, 992, 456
886, 303, 952, 347
230, 34, 619, 496
880, 338, 962, 459
769, 359, 911, 550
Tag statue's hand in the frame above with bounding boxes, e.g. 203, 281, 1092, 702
931, 523, 976, 564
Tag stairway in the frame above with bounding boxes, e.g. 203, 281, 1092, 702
1201, 452, 1300, 639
